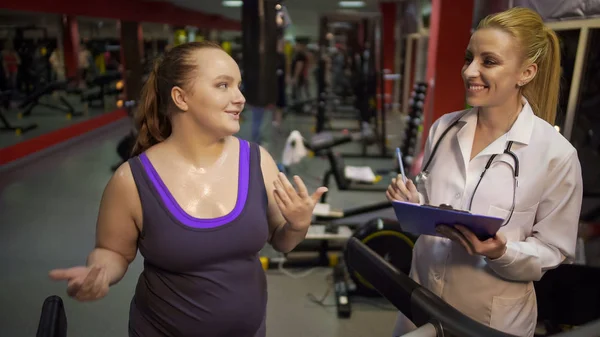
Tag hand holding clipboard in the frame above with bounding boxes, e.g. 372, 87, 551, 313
391, 201, 508, 259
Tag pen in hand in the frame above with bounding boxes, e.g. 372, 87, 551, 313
396, 147, 407, 184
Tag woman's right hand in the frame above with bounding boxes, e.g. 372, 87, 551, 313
386, 174, 420, 204
48, 265, 110, 302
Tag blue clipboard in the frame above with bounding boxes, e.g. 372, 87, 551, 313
391, 200, 504, 240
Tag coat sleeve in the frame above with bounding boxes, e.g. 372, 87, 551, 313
486, 150, 583, 281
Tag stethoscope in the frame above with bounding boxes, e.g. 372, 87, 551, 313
414, 112, 520, 226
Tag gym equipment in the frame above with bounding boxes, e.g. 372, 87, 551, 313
17, 80, 81, 119
343, 218, 417, 298
300, 131, 395, 221
345, 237, 600, 337
400, 83, 428, 169
0, 91, 37, 135
316, 14, 391, 159
304, 129, 387, 195
80, 72, 124, 110
534, 263, 600, 335
263, 217, 417, 320
36, 295, 67, 337
328, 218, 417, 319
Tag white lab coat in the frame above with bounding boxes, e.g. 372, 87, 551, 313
393, 99, 583, 337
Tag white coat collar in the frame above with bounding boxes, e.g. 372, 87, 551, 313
455, 97, 534, 161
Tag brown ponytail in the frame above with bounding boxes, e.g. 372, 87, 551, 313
478, 7, 562, 125
130, 41, 224, 156
131, 61, 171, 156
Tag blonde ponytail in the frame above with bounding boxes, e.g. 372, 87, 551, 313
478, 7, 562, 125
523, 27, 561, 125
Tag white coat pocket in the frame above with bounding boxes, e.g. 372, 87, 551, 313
490, 287, 537, 337
488, 205, 536, 242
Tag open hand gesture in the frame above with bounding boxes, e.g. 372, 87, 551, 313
48, 265, 110, 302
273, 172, 328, 231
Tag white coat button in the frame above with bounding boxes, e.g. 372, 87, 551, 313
455, 193, 461, 199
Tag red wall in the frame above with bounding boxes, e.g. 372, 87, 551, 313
421, 0, 474, 145
0, 0, 241, 31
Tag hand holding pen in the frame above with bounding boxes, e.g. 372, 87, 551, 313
386, 148, 420, 204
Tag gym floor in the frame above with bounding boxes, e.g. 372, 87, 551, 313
0, 108, 402, 337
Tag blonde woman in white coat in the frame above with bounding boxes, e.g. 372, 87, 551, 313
386, 7, 583, 337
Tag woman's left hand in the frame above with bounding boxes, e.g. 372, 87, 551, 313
437, 224, 507, 259
273, 172, 328, 231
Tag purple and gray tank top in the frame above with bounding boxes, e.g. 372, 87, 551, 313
126, 138, 269, 337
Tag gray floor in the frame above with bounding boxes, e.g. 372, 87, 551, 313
0, 109, 400, 337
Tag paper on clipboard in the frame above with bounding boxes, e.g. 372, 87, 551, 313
391, 200, 504, 240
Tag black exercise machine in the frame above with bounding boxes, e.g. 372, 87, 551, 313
36, 295, 67, 337
0, 91, 37, 135
79, 72, 124, 110
305, 130, 390, 196
346, 238, 600, 337
301, 131, 395, 221
345, 237, 600, 337
17, 80, 82, 119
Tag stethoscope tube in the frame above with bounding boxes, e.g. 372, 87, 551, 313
416, 113, 520, 227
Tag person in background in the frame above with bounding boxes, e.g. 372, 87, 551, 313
49, 46, 66, 82
291, 42, 308, 101
2, 40, 20, 92
78, 43, 92, 87
49, 41, 328, 337
387, 7, 583, 337
273, 37, 288, 129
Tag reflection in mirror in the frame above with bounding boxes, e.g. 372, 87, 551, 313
0, 12, 126, 156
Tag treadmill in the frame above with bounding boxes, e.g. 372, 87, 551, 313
344, 237, 600, 337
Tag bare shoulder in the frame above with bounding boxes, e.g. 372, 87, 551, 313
258, 145, 280, 186
109, 161, 138, 196
259, 145, 278, 171
101, 160, 142, 228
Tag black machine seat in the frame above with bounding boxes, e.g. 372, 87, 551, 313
17, 80, 81, 118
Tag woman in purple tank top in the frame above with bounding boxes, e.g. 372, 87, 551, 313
49, 41, 328, 337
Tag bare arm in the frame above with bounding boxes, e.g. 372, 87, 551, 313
259, 146, 327, 253
87, 162, 141, 286
260, 146, 298, 253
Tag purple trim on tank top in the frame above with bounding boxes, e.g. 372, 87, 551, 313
138, 139, 250, 228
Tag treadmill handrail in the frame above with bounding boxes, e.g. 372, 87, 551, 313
345, 237, 516, 337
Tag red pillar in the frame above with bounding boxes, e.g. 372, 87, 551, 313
421, 0, 475, 145
61, 15, 79, 80
119, 21, 144, 101
379, 1, 396, 106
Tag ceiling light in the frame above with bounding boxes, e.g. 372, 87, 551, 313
222, 0, 243, 7
339, 1, 365, 8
